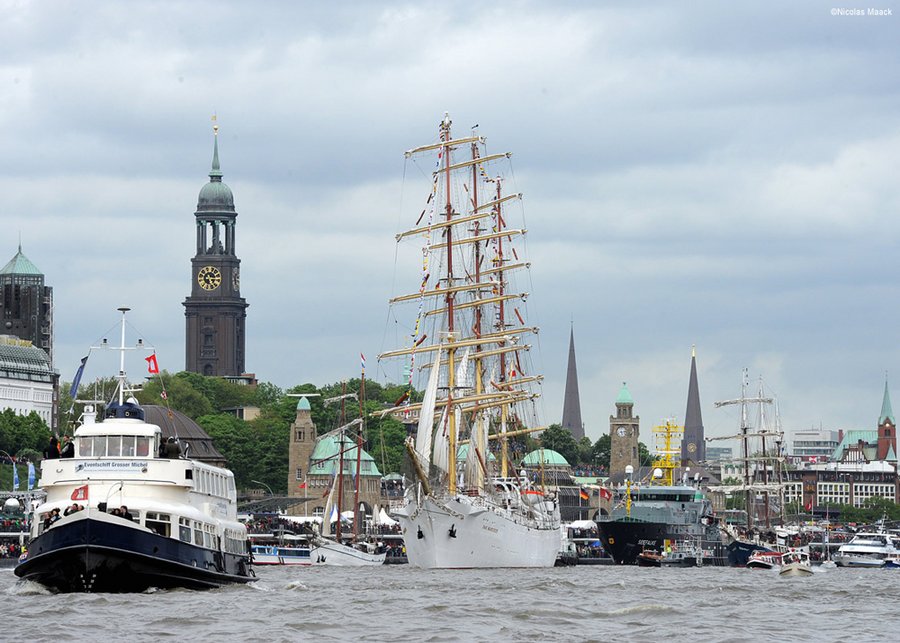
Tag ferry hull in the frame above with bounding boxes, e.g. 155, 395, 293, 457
596, 520, 727, 566
395, 495, 560, 569
727, 539, 776, 567
15, 514, 253, 593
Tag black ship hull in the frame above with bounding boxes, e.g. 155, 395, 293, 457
596, 519, 727, 566
726, 539, 774, 567
15, 516, 253, 593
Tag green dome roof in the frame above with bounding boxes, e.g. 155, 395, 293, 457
296, 396, 311, 411
616, 382, 633, 405
196, 134, 235, 212
308, 435, 382, 477
521, 449, 569, 467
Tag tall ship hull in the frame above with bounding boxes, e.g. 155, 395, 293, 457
396, 494, 559, 569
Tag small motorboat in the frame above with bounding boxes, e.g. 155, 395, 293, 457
746, 550, 783, 570
779, 550, 813, 577
636, 550, 663, 567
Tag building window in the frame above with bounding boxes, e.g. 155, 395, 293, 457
295, 430, 305, 442
296, 467, 303, 481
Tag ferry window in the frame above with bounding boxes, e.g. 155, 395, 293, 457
122, 436, 136, 457
108, 436, 123, 457
179, 518, 191, 542
146, 512, 171, 537
136, 437, 150, 457
78, 437, 93, 457
92, 436, 107, 457
194, 521, 204, 546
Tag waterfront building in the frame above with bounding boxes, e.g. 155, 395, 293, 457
608, 383, 640, 482
705, 447, 733, 463
827, 378, 898, 464
789, 428, 840, 463
783, 462, 898, 511
183, 126, 249, 377
0, 335, 58, 429
0, 245, 52, 362
561, 325, 584, 440
286, 397, 382, 518
520, 448, 592, 522
680, 347, 705, 465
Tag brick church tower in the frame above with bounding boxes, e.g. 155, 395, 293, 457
183, 124, 248, 376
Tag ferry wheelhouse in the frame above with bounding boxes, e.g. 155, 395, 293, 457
15, 309, 253, 592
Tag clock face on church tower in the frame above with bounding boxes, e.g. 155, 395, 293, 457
198, 266, 222, 291
617, 426, 628, 437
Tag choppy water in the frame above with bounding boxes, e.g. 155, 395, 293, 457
2, 564, 896, 642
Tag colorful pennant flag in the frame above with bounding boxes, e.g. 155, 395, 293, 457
360, 353, 366, 373
27, 462, 35, 490
13, 464, 19, 491
145, 353, 159, 374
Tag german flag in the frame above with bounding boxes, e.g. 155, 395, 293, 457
579, 488, 590, 501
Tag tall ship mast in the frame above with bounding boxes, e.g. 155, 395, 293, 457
711, 369, 787, 565
381, 113, 560, 568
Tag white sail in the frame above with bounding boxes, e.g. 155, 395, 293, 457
414, 347, 443, 470
321, 474, 338, 537
388, 114, 560, 568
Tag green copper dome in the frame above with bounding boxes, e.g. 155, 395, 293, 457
196, 135, 235, 212
616, 382, 633, 405
296, 396, 311, 411
521, 448, 570, 467
308, 435, 381, 477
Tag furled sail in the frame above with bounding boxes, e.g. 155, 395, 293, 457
414, 347, 443, 470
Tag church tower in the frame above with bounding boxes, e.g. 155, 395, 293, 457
876, 376, 897, 462
609, 382, 640, 478
681, 346, 705, 465
561, 325, 584, 440
183, 125, 248, 376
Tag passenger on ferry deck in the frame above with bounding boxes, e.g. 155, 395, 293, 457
164, 437, 182, 458
60, 436, 75, 459
120, 506, 134, 521
43, 437, 60, 460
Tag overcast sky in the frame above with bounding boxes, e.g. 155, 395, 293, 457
2, 1, 899, 448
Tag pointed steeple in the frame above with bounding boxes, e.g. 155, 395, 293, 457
209, 123, 223, 181
879, 374, 894, 425
561, 324, 584, 440
681, 346, 705, 464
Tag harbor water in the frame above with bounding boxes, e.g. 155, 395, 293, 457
2, 564, 895, 642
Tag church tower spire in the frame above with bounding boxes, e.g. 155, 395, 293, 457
681, 345, 705, 465
183, 121, 249, 377
561, 324, 584, 440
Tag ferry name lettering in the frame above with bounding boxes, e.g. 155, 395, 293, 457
80, 461, 149, 470
637, 539, 657, 546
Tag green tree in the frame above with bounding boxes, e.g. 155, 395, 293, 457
0, 409, 52, 456
539, 424, 579, 465
592, 434, 611, 469
137, 371, 213, 419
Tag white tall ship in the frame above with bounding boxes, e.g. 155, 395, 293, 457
381, 114, 560, 568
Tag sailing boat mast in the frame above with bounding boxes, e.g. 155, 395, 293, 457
335, 381, 346, 542
443, 113, 459, 496
353, 363, 366, 540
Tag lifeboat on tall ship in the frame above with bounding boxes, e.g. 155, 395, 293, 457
14, 308, 254, 593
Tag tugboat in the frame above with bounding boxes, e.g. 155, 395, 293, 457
596, 419, 727, 566
15, 308, 254, 592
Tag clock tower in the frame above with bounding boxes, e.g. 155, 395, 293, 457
609, 382, 640, 479
183, 125, 248, 376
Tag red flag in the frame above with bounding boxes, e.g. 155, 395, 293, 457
298, 482, 307, 489
599, 487, 612, 501
71, 485, 89, 501
322, 488, 330, 498
145, 353, 159, 374
805, 500, 813, 512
